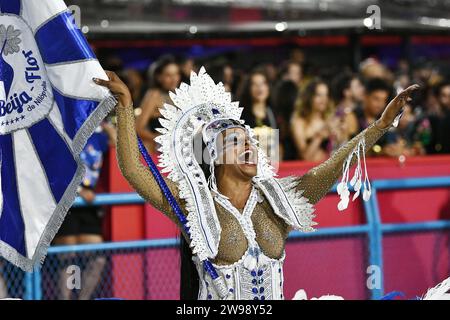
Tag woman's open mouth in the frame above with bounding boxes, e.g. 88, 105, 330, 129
238, 149, 257, 165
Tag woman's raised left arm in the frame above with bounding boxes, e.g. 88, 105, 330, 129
295, 84, 419, 205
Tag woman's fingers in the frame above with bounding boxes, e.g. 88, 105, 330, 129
92, 77, 110, 87
399, 84, 420, 99
93, 75, 123, 95
392, 84, 419, 108
405, 84, 420, 92
105, 70, 118, 81
93, 71, 132, 107
93, 71, 119, 87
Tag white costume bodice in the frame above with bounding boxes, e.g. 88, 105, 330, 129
193, 187, 286, 300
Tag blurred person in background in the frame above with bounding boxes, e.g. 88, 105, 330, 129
135, 55, 181, 154
412, 62, 437, 87
263, 63, 279, 87
412, 84, 442, 154
207, 63, 240, 98
360, 57, 394, 83
332, 72, 365, 136
391, 71, 431, 156
290, 48, 305, 67
345, 78, 404, 157
273, 80, 300, 160
333, 73, 365, 114
425, 83, 443, 118
222, 64, 238, 96
240, 70, 278, 161
122, 69, 146, 108
394, 72, 411, 94
288, 48, 309, 87
178, 56, 196, 84
395, 104, 428, 156
279, 60, 303, 89
239, 71, 276, 125
291, 80, 342, 162
54, 121, 117, 300
397, 59, 410, 75
435, 80, 450, 153
101, 55, 123, 73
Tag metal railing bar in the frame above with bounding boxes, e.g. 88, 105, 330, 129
381, 220, 450, 233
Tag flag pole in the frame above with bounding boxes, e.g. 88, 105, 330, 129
136, 136, 228, 299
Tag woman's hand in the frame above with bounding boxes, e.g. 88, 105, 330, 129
93, 71, 132, 108
378, 84, 420, 129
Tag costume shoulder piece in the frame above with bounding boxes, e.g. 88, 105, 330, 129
155, 67, 316, 261
264, 176, 317, 231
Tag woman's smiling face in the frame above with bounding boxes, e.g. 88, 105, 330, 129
215, 127, 258, 179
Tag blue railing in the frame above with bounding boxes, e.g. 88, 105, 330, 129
19, 175, 450, 300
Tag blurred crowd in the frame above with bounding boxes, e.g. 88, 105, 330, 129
105, 50, 450, 162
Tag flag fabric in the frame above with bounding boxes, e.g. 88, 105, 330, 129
0, 0, 116, 271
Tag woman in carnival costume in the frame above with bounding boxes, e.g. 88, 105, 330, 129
93, 69, 418, 300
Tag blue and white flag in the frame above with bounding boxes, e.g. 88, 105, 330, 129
0, 0, 116, 271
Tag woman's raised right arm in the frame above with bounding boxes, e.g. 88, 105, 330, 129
93, 71, 184, 224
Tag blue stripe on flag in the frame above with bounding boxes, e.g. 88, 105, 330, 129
28, 118, 78, 203
0, 0, 21, 15
35, 11, 95, 65
0, 134, 26, 256
53, 88, 100, 140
